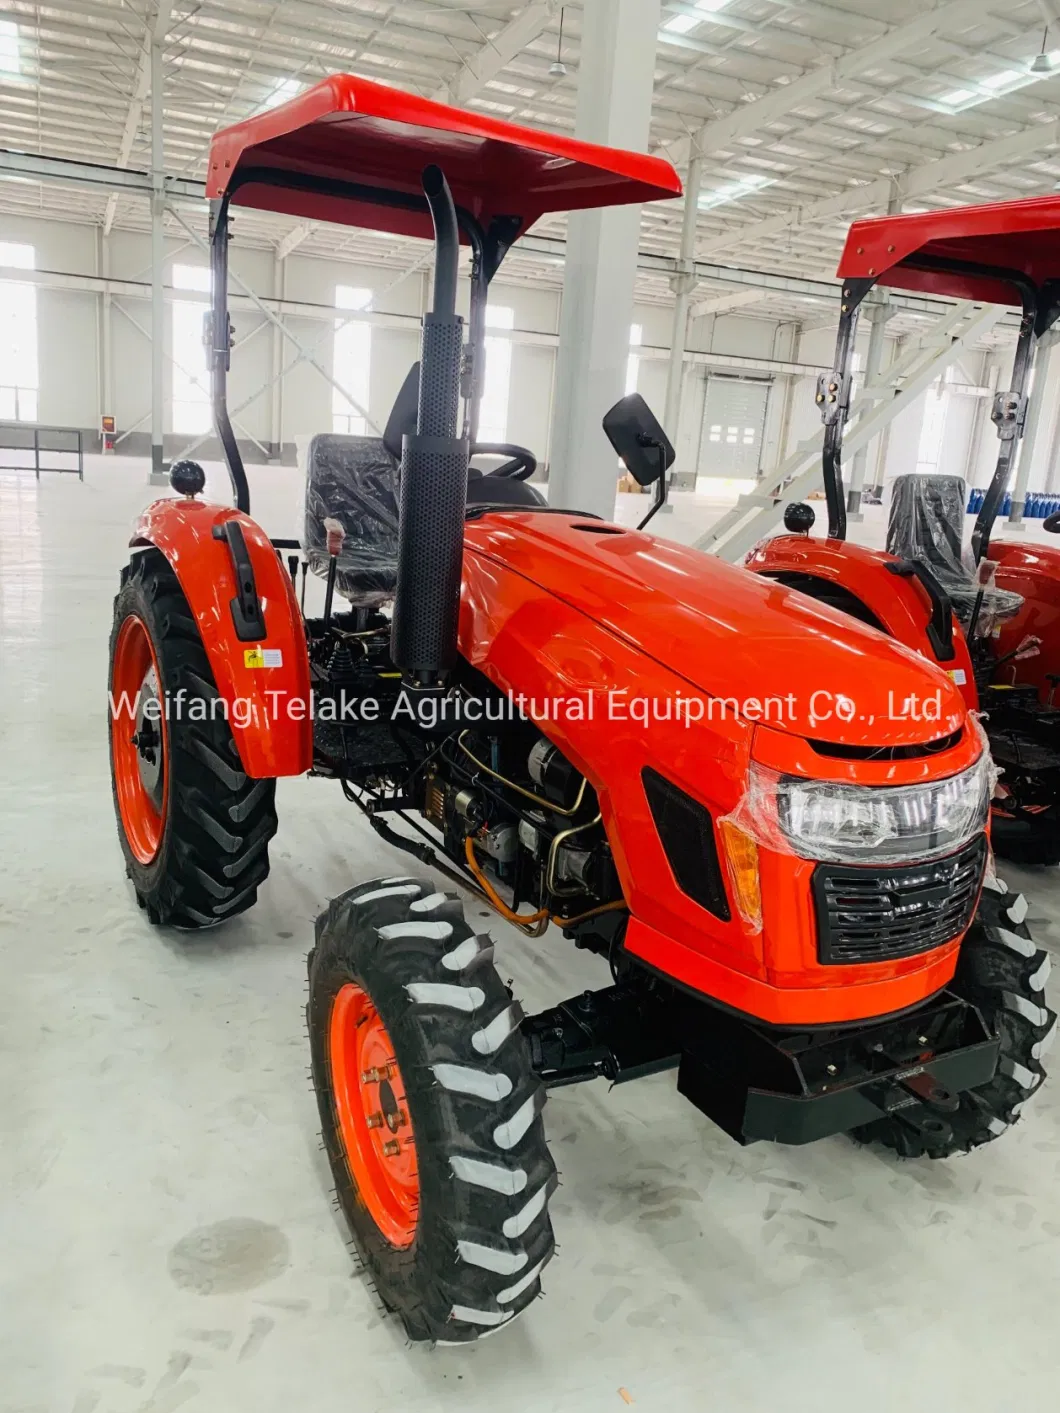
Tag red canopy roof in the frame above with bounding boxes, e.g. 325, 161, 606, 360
837, 194, 1060, 306
206, 74, 682, 243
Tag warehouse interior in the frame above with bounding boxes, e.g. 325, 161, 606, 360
3, 2, 1060, 1411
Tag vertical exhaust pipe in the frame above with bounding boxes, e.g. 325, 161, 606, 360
391, 165, 470, 689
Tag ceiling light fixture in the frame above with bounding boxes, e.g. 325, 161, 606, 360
1032, 24, 1056, 73
549, 7, 567, 77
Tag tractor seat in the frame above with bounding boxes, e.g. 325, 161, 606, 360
886, 474, 1022, 625
303, 434, 546, 606
304, 434, 400, 607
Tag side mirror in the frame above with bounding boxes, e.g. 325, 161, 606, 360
602, 393, 675, 486
602, 394, 676, 532
383, 362, 420, 461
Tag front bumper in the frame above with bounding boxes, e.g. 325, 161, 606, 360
678, 990, 998, 1145
526, 981, 999, 1148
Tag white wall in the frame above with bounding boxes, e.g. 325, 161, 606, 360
3, 209, 971, 498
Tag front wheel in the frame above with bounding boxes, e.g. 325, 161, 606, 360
308, 877, 557, 1344
109, 549, 278, 928
853, 879, 1055, 1157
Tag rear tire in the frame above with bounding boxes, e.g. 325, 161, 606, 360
108, 549, 278, 928
308, 877, 557, 1344
853, 880, 1055, 1157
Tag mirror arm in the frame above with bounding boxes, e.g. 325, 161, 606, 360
636, 438, 668, 532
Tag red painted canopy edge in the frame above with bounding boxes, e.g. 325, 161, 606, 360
206, 74, 682, 243
837, 194, 1060, 306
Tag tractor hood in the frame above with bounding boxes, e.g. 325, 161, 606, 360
463, 513, 967, 749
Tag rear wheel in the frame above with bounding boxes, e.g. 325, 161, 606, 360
109, 549, 278, 928
308, 877, 557, 1344
853, 880, 1055, 1157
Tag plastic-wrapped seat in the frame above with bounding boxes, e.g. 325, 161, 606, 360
886, 474, 1022, 625
304, 434, 399, 607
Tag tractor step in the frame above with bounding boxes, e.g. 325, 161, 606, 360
522, 980, 999, 1147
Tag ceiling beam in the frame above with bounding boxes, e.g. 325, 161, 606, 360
277, 221, 314, 260
103, 0, 174, 236
658, 0, 1000, 169
434, 0, 557, 106
689, 288, 769, 320
693, 117, 1060, 262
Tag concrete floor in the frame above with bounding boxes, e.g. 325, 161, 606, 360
3, 456, 1060, 1413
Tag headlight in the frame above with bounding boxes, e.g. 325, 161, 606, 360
771, 754, 991, 864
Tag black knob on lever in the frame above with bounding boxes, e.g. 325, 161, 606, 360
783, 501, 816, 534
170, 459, 206, 498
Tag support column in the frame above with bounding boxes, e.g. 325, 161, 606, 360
270, 254, 285, 461
846, 294, 893, 517
1008, 329, 1060, 526
548, 0, 661, 518
149, 34, 167, 485
101, 232, 114, 430
663, 152, 702, 476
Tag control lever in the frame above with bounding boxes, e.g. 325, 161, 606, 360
322, 517, 345, 629
994, 634, 1042, 672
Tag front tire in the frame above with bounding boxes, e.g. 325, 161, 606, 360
108, 549, 278, 928
308, 877, 557, 1344
854, 880, 1055, 1157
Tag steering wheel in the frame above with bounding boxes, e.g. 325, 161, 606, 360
471, 442, 537, 481
1045, 511, 1060, 534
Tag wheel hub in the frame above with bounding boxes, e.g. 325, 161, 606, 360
131, 666, 164, 808
110, 614, 168, 865
329, 982, 419, 1249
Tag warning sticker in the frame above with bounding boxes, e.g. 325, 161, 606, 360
949, 668, 967, 686
244, 647, 284, 669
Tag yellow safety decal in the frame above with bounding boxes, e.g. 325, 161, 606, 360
244, 647, 283, 669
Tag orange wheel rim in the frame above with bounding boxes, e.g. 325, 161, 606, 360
329, 982, 420, 1248
111, 615, 168, 864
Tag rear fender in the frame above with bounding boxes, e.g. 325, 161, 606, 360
131, 499, 312, 778
990, 539, 1060, 700
746, 535, 978, 711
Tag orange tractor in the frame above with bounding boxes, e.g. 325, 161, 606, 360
748, 194, 1060, 868
109, 78, 1052, 1344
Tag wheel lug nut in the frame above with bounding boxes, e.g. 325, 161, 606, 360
366, 1112, 384, 1129
383, 1139, 401, 1156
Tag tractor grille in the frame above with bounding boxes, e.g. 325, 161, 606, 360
813, 835, 986, 966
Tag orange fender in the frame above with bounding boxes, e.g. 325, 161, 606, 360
746, 535, 978, 712
131, 499, 312, 778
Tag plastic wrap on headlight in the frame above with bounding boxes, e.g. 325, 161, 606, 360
774, 754, 992, 863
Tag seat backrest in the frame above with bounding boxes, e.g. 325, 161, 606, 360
886, 473, 1023, 626
887, 474, 970, 589
304, 433, 399, 607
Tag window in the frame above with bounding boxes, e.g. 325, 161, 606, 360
0, 20, 22, 77
916, 374, 951, 475
171, 264, 210, 434
332, 286, 372, 435
479, 305, 514, 443
626, 323, 643, 396
0, 241, 37, 421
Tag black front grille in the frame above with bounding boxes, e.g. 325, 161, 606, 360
813, 835, 986, 965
